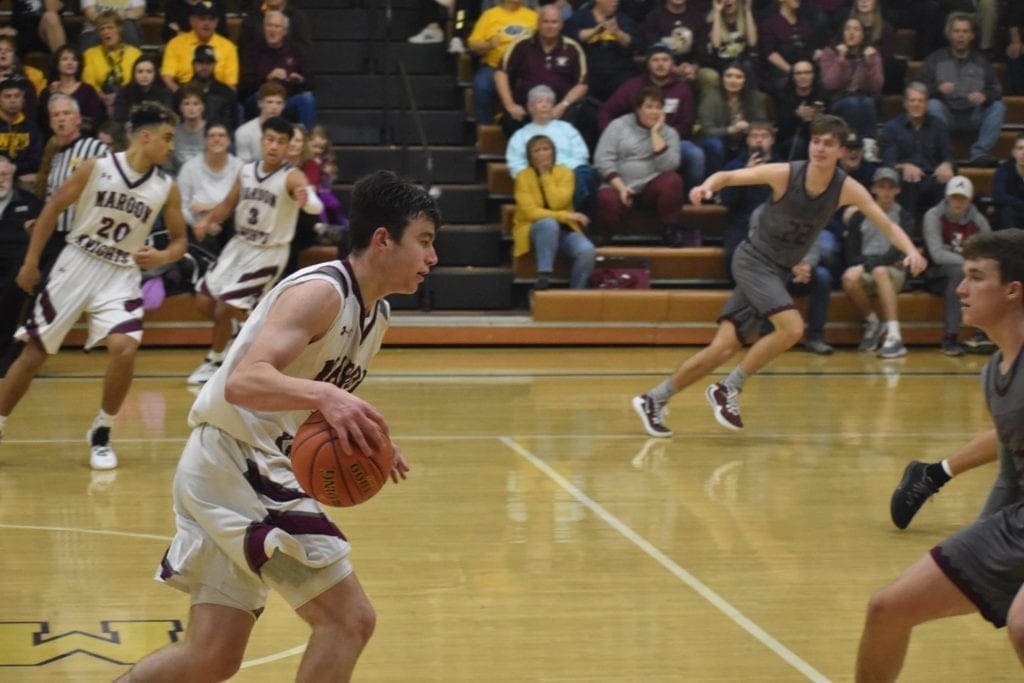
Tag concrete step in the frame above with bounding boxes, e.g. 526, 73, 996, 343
310, 41, 454, 75
333, 145, 477, 183
321, 109, 469, 145
317, 75, 460, 110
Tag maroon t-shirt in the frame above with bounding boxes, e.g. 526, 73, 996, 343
500, 35, 588, 105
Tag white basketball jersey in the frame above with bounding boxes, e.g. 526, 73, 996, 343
190, 260, 391, 457
67, 151, 174, 268
233, 160, 300, 247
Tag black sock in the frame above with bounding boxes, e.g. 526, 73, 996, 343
925, 462, 951, 488
90, 426, 110, 447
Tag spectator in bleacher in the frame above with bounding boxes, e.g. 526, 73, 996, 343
993, 132, 1024, 229
186, 44, 237, 131
506, 84, 596, 214
239, 10, 315, 129
0, 77, 42, 184
1008, 3, 1024, 96
772, 59, 825, 160
282, 123, 319, 276
166, 83, 206, 175
594, 85, 686, 246
841, 166, 914, 357
921, 174, 992, 356
467, 0, 538, 125
942, 0, 999, 56
818, 17, 883, 143
848, 0, 905, 95
306, 124, 347, 230
78, 0, 145, 50
721, 122, 837, 354
161, 0, 239, 94
513, 133, 596, 289
408, 0, 454, 47
758, 0, 820, 99
639, 0, 708, 92
880, 81, 955, 221
81, 12, 142, 120
565, 0, 639, 102
917, 12, 1005, 167
705, 0, 758, 93
9, 0, 66, 55
39, 45, 104, 137
494, 5, 587, 139
838, 130, 876, 186
233, 81, 285, 162
696, 61, 767, 175
0, 155, 42, 376
114, 53, 173, 122
237, 0, 313, 56
599, 42, 703, 190
0, 36, 42, 120
163, 0, 230, 43
801, 0, 847, 44
176, 120, 242, 255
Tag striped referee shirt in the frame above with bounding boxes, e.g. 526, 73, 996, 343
46, 135, 109, 234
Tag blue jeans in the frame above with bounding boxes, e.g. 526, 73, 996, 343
285, 91, 317, 129
573, 164, 599, 215
927, 98, 1006, 158
473, 64, 498, 124
679, 139, 706, 190
789, 265, 833, 341
699, 136, 726, 176
829, 95, 878, 138
530, 217, 596, 289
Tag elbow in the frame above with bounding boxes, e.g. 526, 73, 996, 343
223, 375, 245, 406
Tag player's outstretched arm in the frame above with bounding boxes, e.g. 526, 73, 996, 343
688, 163, 789, 204
224, 279, 390, 456
841, 178, 927, 275
15, 158, 98, 293
286, 168, 324, 215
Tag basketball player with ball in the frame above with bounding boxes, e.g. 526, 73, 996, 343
123, 170, 440, 682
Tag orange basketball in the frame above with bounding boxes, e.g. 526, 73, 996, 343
290, 411, 394, 507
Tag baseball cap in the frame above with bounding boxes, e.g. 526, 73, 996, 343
872, 167, 900, 185
843, 132, 863, 149
946, 175, 974, 199
193, 44, 216, 62
645, 43, 673, 60
0, 76, 28, 93
190, 1, 218, 18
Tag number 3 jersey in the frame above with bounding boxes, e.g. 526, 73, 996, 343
67, 151, 174, 267
233, 160, 301, 247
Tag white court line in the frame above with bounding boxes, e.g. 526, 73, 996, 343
500, 436, 831, 683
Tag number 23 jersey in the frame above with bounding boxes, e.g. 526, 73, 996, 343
67, 151, 174, 268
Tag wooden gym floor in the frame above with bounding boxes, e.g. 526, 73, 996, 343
0, 345, 1018, 681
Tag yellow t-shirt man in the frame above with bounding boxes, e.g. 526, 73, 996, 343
161, 31, 238, 87
468, 5, 538, 68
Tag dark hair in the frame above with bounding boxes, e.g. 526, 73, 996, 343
175, 82, 206, 111
526, 134, 556, 166
130, 53, 160, 83
261, 115, 293, 138
97, 120, 128, 151
204, 119, 230, 136
633, 85, 664, 110
808, 114, 849, 143
962, 229, 1024, 289
48, 44, 83, 81
348, 170, 441, 253
130, 101, 178, 130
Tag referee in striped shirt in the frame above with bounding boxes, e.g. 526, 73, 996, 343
37, 94, 109, 274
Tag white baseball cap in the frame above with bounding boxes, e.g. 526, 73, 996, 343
945, 175, 974, 199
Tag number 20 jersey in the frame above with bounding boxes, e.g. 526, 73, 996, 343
66, 151, 174, 268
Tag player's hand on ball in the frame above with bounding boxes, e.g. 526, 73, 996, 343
321, 392, 390, 457
389, 443, 410, 483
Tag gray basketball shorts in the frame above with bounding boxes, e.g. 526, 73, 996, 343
718, 241, 796, 344
930, 501, 1024, 628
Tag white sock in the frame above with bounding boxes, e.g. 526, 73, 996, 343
208, 349, 225, 363
95, 409, 115, 428
886, 321, 901, 339
866, 312, 879, 326
941, 459, 954, 478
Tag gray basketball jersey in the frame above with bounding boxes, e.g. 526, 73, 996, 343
983, 351, 1024, 497
748, 161, 847, 268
